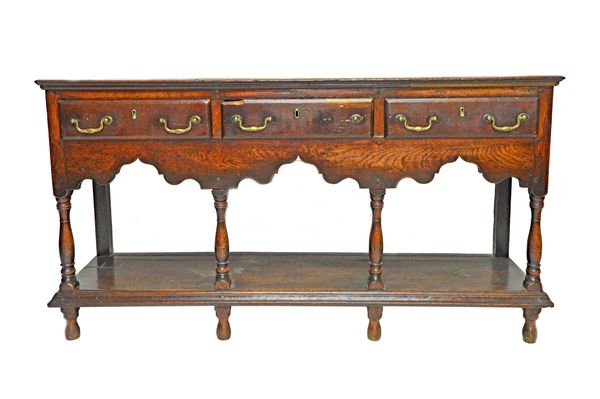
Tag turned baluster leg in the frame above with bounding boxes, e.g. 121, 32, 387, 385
522, 191, 545, 343
212, 189, 231, 340
56, 191, 80, 340
367, 188, 385, 341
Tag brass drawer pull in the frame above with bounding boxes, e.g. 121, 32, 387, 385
483, 112, 529, 132
159, 115, 202, 135
231, 115, 273, 132
70, 116, 113, 134
395, 114, 438, 132
345, 114, 364, 124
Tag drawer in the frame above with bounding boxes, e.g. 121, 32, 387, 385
222, 99, 373, 139
60, 100, 211, 139
385, 97, 538, 137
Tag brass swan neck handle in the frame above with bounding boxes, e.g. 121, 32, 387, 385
231, 115, 273, 132
395, 114, 438, 132
70, 116, 113, 134
159, 115, 202, 134
483, 112, 529, 132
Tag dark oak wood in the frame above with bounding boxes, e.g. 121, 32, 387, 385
222, 98, 373, 139
58, 138, 540, 193
55, 191, 80, 340
522, 191, 545, 343
385, 97, 537, 137
522, 308, 541, 344
38, 77, 561, 342
493, 178, 512, 258
61, 307, 80, 341
212, 189, 230, 289
368, 189, 385, 340
367, 306, 383, 341
47, 252, 553, 307
36, 76, 564, 91
56, 192, 77, 291
368, 189, 385, 288
41, 82, 559, 196
92, 182, 113, 256
215, 306, 231, 340
525, 192, 544, 291
60, 99, 211, 139
212, 189, 231, 340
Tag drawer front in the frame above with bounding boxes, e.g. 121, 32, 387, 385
60, 100, 211, 139
222, 99, 373, 139
385, 97, 538, 137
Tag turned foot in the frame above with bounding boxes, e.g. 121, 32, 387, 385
215, 306, 231, 340
522, 308, 541, 344
367, 306, 383, 341
61, 307, 80, 340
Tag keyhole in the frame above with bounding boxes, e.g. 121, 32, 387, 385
459, 107, 465, 118
132, 109, 137, 120
294, 108, 300, 119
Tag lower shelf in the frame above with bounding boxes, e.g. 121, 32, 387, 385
48, 252, 552, 308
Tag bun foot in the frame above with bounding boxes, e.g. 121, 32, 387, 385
367, 306, 383, 341
65, 319, 81, 341
522, 308, 541, 344
62, 307, 80, 341
217, 320, 231, 340
368, 320, 381, 341
215, 306, 231, 340
522, 323, 537, 344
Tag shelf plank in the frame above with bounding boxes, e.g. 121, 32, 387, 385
48, 252, 552, 308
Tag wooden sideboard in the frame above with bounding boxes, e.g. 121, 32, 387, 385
37, 77, 563, 342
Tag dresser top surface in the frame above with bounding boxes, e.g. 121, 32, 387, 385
36, 76, 564, 90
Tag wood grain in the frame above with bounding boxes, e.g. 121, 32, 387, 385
385, 97, 538, 137
56, 191, 80, 340
48, 252, 553, 308
54, 138, 537, 196
59, 99, 211, 139
36, 76, 564, 91
92, 182, 113, 256
212, 189, 230, 289
524, 192, 544, 291
38, 77, 561, 341
221, 98, 373, 139
38, 79, 556, 197
56, 192, 77, 291
493, 179, 512, 258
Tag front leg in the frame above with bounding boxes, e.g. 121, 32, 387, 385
367, 189, 385, 341
522, 191, 545, 343
212, 189, 231, 340
56, 192, 80, 340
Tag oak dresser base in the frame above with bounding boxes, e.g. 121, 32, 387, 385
37, 77, 562, 343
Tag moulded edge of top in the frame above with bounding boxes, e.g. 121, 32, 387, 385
35, 76, 565, 91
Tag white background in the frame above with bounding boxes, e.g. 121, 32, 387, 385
1, 0, 598, 397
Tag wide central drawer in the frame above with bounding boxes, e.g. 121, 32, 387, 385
221, 99, 373, 139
